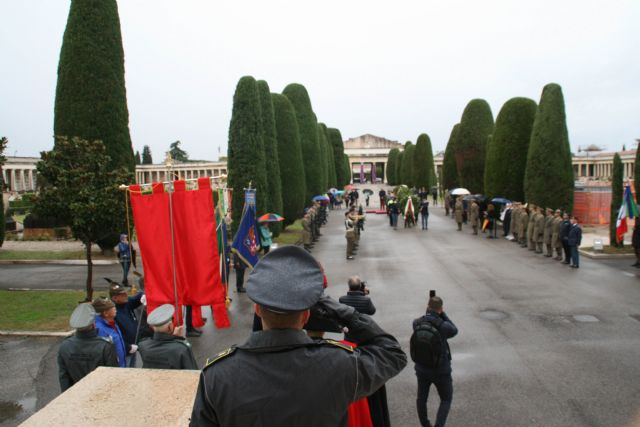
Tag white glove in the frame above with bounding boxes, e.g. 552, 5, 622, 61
129, 344, 138, 354
140, 295, 147, 306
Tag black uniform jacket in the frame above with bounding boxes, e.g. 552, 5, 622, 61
190, 314, 406, 426
57, 328, 118, 392
138, 332, 198, 370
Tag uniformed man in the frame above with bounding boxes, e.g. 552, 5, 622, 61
345, 210, 356, 260
190, 246, 407, 426
454, 197, 463, 231
469, 200, 480, 235
527, 204, 537, 250
543, 208, 555, 257
302, 210, 313, 252
519, 204, 529, 247
138, 304, 198, 370
551, 209, 564, 260
533, 206, 545, 254
57, 303, 118, 392
511, 203, 520, 242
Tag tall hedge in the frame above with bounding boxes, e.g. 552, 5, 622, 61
401, 142, 415, 187
442, 124, 460, 191
142, 145, 153, 164
610, 153, 623, 247
227, 76, 268, 231
328, 128, 346, 187
343, 154, 351, 186
257, 80, 283, 236
283, 84, 321, 200
413, 133, 435, 190
271, 93, 306, 227
524, 83, 574, 211
54, 0, 134, 172
456, 99, 494, 194
320, 124, 337, 188
484, 97, 537, 200
316, 124, 328, 192
386, 148, 400, 185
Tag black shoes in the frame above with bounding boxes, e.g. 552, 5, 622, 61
187, 329, 202, 337
570, 265, 579, 268
237, 287, 246, 293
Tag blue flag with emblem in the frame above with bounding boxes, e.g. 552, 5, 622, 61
231, 190, 261, 268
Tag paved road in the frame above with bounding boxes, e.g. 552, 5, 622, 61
0, 264, 124, 291
2, 204, 640, 426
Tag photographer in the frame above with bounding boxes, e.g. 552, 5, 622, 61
339, 276, 376, 316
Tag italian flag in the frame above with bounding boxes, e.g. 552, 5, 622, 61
616, 185, 639, 243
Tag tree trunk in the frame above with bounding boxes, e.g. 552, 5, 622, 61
85, 241, 93, 302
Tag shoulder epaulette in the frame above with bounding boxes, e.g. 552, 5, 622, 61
323, 339, 354, 352
204, 346, 237, 369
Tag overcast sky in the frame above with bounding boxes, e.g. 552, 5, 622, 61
1, 1, 638, 161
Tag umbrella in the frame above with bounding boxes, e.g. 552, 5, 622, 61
363, 189, 374, 195
258, 213, 284, 222
334, 190, 345, 196
450, 188, 471, 196
328, 188, 338, 193
344, 185, 355, 190
463, 194, 486, 202
491, 197, 511, 204
312, 195, 330, 202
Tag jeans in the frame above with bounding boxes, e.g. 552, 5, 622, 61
416, 371, 453, 427
421, 214, 429, 229
391, 213, 398, 228
570, 245, 580, 267
120, 258, 131, 285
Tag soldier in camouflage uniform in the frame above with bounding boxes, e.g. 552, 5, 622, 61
543, 208, 554, 257
551, 209, 564, 260
527, 204, 537, 250
533, 206, 545, 254
519, 205, 529, 247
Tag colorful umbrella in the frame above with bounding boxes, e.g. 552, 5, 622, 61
258, 213, 284, 222
312, 195, 330, 202
363, 189, 374, 195
450, 188, 471, 196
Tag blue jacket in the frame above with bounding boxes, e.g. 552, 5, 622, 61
115, 292, 144, 348
95, 315, 127, 367
568, 224, 582, 246
413, 310, 458, 375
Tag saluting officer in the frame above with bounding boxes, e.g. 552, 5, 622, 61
57, 303, 118, 392
138, 304, 198, 370
190, 246, 407, 426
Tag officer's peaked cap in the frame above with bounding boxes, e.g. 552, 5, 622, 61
147, 304, 175, 326
70, 303, 96, 329
247, 246, 324, 313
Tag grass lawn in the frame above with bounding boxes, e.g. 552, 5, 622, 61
0, 250, 87, 260
273, 219, 303, 246
602, 245, 634, 254
0, 290, 86, 331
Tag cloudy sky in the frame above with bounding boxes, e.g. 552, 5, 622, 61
1, 1, 638, 161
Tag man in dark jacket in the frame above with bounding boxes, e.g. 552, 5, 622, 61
339, 276, 376, 316
632, 220, 640, 267
568, 216, 583, 268
110, 284, 144, 365
559, 213, 572, 264
138, 304, 198, 370
190, 246, 407, 426
58, 303, 118, 392
413, 296, 458, 427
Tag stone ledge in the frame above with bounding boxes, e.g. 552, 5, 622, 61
579, 249, 635, 259
20, 367, 200, 427
0, 330, 73, 337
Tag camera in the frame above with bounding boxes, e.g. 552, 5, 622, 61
429, 289, 436, 298
360, 281, 370, 295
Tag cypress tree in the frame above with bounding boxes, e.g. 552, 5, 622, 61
227, 76, 268, 231
386, 148, 400, 185
443, 124, 460, 191
456, 99, 494, 194
142, 145, 153, 164
316, 124, 328, 192
328, 128, 345, 187
401, 142, 415, 186
413, 133, 435, 190
54, 0, 134, 172
283, 84, 321, 200
134, 151, 141, 165
321, 124, 337, 188
343, 154, 351, 186
257, 80, 283, 236
524, 83, 574, 211
610, 153, 623, 247
271, 94, 306, 227
484, 97, 537, 200
396, 151, 404, 186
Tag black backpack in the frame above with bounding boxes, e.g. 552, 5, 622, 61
410, 317, 443, 368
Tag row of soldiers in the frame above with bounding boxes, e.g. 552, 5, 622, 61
510, 203, 567, 259
302, 201, 328, 252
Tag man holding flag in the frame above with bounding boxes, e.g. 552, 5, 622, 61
231, 189, 261, 270
616, 185, 639, 245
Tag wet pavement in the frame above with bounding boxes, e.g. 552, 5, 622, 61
2, 200, 640, 426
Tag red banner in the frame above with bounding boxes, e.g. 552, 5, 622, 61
130, 179, 229, 328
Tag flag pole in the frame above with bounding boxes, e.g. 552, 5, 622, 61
164, 153, 181, 325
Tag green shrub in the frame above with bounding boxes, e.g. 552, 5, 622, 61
456, 99, 494, 194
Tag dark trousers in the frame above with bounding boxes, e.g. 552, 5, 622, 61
562, 241, 571, 262
416, 371, 453, 427
235, 268, 245, 290
570, 245, 580, 267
